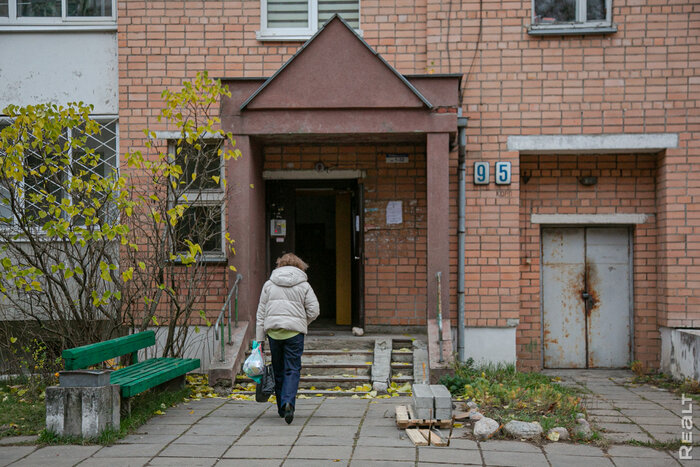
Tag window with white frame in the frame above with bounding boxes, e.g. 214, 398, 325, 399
0, 117, 118, 226
258, 0, 360, 40
171, 139, 225, 260
0, 0, 116, 27
530, 0, 613, 34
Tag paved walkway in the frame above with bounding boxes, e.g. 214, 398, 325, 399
551, 369, 700, 446
0, 390, 695, 467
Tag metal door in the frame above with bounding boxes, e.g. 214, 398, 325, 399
542, 227, 631, 368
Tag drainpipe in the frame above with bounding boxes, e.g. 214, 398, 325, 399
457, 110, 468, 362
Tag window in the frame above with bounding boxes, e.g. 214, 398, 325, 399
171, 139, 225, 260
258, 0, 360, 40
529, 0, 615, 35
0, 0, 116, 28
0, 117, 118, 227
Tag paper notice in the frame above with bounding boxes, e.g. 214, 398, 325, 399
386, 201, 403, 225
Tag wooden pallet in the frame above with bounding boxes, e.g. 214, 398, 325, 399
395, 404, 452, 429
396, 404, 453, 446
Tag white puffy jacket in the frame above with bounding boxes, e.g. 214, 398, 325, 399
255, 266, 320, 341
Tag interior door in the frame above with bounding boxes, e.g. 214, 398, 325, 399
542, 227, 631, 368
351, 182, 365, 327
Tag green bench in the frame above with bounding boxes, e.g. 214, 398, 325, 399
62, 330, 200, 398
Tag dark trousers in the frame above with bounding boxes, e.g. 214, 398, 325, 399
267, 333, 304, 412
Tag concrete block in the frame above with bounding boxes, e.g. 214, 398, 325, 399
370, 338, 392, 386
430, 384, 452, 420
411, 383, 434, 419
59, 369, 111, 387
46, 385, 120, 438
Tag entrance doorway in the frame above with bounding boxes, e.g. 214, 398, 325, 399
266, 179, 364, 328
542, 227, 632, 368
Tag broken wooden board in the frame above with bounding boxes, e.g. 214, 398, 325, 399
406, 428, 429, 446
395, 404, 452, 429
419, 428, 448, 447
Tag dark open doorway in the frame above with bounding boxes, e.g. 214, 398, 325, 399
266, 179, 364, 328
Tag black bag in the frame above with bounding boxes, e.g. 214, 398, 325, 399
255, 363, 275, 402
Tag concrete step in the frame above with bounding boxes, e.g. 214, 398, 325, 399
391, 350, 413, 363
238, 374, 371, 389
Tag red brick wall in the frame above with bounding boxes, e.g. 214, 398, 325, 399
518, 153, 658, 369
263, 143, 428, 326
118, 0, 700, 367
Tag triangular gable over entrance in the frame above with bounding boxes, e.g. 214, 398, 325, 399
242, 15, 432, 110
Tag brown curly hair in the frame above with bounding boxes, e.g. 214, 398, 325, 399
275, 253, 309, 271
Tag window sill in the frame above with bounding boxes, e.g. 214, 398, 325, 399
528, 24, 617, 36
256, 28, 363, 41
172, 254, 228, 265
0, 23, 117, 33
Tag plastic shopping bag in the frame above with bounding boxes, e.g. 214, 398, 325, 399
243, 341, 264, 381
255, 363, 275, 402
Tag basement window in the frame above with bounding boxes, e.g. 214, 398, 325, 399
257, 0, 360, 41
529, 0, 616, 36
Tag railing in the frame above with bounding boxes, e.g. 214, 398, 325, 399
214, 273, 243, 362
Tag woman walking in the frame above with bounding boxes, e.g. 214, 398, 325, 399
255, 253, 320, 424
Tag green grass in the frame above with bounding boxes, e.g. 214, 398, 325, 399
629, 371, 700, 400
440, 359, 588, 439
0, 382, 47, 438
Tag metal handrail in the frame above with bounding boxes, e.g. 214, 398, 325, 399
214, 273, 243, 362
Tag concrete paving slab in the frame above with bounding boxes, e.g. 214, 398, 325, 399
172, 434, 235, 445
134, 423, 192, 435
0, 436, 37, 446
648, 431, 683, 442
611, 456, 681, 467
217, 460, 282, 467
0, 445, 35, 464
149, 456, 217, 466
302, 424, 358, 437
543, 443, 605, 456
223, 444, 290, 459
599, 422, 648, 433
355, 434, 414, 447
590, 415, 632, 424
479, 440, 543, 453
93, 443, 163, 457
76, 457, 152, 467
234, 434, 299, 445
546, 454, 614, 467
10, 445, 100, 467
351, 446, 416, 461
295, 435, 355, 446
604, 431, 654, 443
117, 433, 179, 444
349, 461, 414, 467
359, 425, 403, 437
306, 416, 363, 425
158, 442, 229, 458
607, 445, 680, 458
418, 446, 482, 464
287, 444, 353, 459
481, 450, 549, 467
186, 423, 247, 436
282, 460, 349, 467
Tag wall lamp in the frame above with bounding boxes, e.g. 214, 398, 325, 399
578, 176, 598, 186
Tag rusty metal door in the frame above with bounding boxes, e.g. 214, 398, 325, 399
542, 227, 631, 368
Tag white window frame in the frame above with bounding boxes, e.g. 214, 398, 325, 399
257, 0, 361, 41
0, 115, 119, 230
530, 0, 612, 33
169, 138, 226, 261
0, 0, 117, 31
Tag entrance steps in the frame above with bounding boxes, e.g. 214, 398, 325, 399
234, 331, 427, 397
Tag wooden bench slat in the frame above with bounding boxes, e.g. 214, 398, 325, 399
111, 357, 200, 397
62, 331, 156, 370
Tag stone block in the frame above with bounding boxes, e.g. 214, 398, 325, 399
46, 385, 120, 438
411, 383, 434, 419
59, 369, 111, 387
430, 384, 452, 420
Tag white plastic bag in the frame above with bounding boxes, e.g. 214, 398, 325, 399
243, 341, 264, 378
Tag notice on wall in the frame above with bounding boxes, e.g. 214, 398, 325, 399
386, 201, 403, 225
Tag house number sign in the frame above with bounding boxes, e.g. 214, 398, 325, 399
473, 161, 512, 185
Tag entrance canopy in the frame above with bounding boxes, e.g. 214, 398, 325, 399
220, 15, 461, 338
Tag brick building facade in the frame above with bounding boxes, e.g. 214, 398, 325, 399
116, 1, 699, 371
